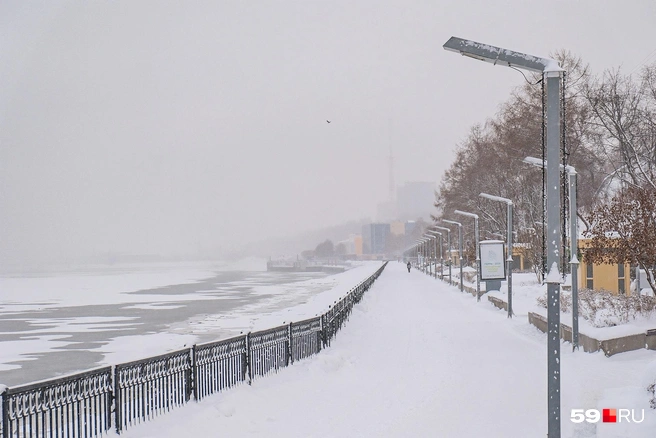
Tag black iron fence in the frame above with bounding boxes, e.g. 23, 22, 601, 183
1, 262, 387, 437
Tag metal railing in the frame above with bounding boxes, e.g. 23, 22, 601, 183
2, 367, 112, 438
1, 262, 387, 437
114, 349, 192, 431
193, 336, 247, 402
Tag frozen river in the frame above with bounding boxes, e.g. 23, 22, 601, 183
0, 259, 372, 387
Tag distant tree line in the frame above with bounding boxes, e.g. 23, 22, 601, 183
433, 51, 656, 292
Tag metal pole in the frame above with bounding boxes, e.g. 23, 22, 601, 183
432, 236, 436, 278
435, 226, 452, 285
507, 202, 513, 318
458, 225, 463, 292
455, 210, 481, 300
434, 235, 438, 278
474, 216, 480, 301
479, 194, 513, 313
444, 220, 464, 291
569, 171, 579, 351
420, 242, 424, 271
546, 71, 562, 438
429, 230, 443, 280
442, 36, 563, 438
427, 237, 433, 277
440, 234, 444, 279
422, 240, 427, 273
430, 237, 435, 278
448, 231, 452, 285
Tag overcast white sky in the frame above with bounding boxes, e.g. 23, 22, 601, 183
1, 1, 655, 266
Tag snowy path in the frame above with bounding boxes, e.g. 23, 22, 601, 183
118, 262, 655, 438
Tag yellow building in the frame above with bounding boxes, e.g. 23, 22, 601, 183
511, 244, 532, 271
578, 238, 631, 295
353, 235, 363, 256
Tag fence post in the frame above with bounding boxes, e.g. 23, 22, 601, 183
190, 346, 197, 402
316, 320, 322, 353
2, 387, 9, 438
320, 315, 326, 349
287, 322, 293, 366
114, 366, 122, 434
245, 332, 252, 385
240, 336, 248, 383
106, 368, 114, 431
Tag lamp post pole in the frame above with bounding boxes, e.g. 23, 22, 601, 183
480, 193, 514, 318
455, 210, 480, 301
419, 238, 429, 273
524, 157, 580, 351
443, 220, 464, 292
424, 235, 435, 278
568, 170, 579, 351
545, 71, 563, 438
441, 49, 566, 437
434, 226, 452, 285
428, 230, 443, 279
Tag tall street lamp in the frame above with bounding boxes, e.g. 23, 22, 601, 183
455, 210, 481, 301
443, 36, 565, 436
423, 237, 431, 274
414, 240, 422, 268
428, 230, 443, 279
424, 234, 435, 278
434, 226, 452, 285
443, 220, 464, 292
524, 156, 580, 351
419, 237, 429, 273
415, 239, 424, 271
480, 193, 514, 318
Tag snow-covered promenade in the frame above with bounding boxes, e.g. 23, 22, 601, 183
117, 261, 656, 438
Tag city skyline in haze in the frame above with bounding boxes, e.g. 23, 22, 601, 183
1, 1, 655, 267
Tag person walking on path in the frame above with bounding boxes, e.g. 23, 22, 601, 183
407, 261, 411, 273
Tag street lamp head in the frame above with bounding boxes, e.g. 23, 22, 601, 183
427, 230, 442, 237
442, 36, 562, 73
442, 219, 462, 228
523, 156, 544, 168
524, 156, 577, 175
479, 192, 513, 205
454, 210, 479, 219
433, 226, 451, 235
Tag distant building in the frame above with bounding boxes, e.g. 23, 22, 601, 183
404, 220, 417, 236
336, 234, 364, 256
362, 223, 391, 255
390, 221, 405, 236
353, 235, 363, 255
396, 181, 436, 221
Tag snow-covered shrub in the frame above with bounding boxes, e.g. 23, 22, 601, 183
536, 288, 656, 328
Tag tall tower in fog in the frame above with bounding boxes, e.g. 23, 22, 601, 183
376, 120, 397, 221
